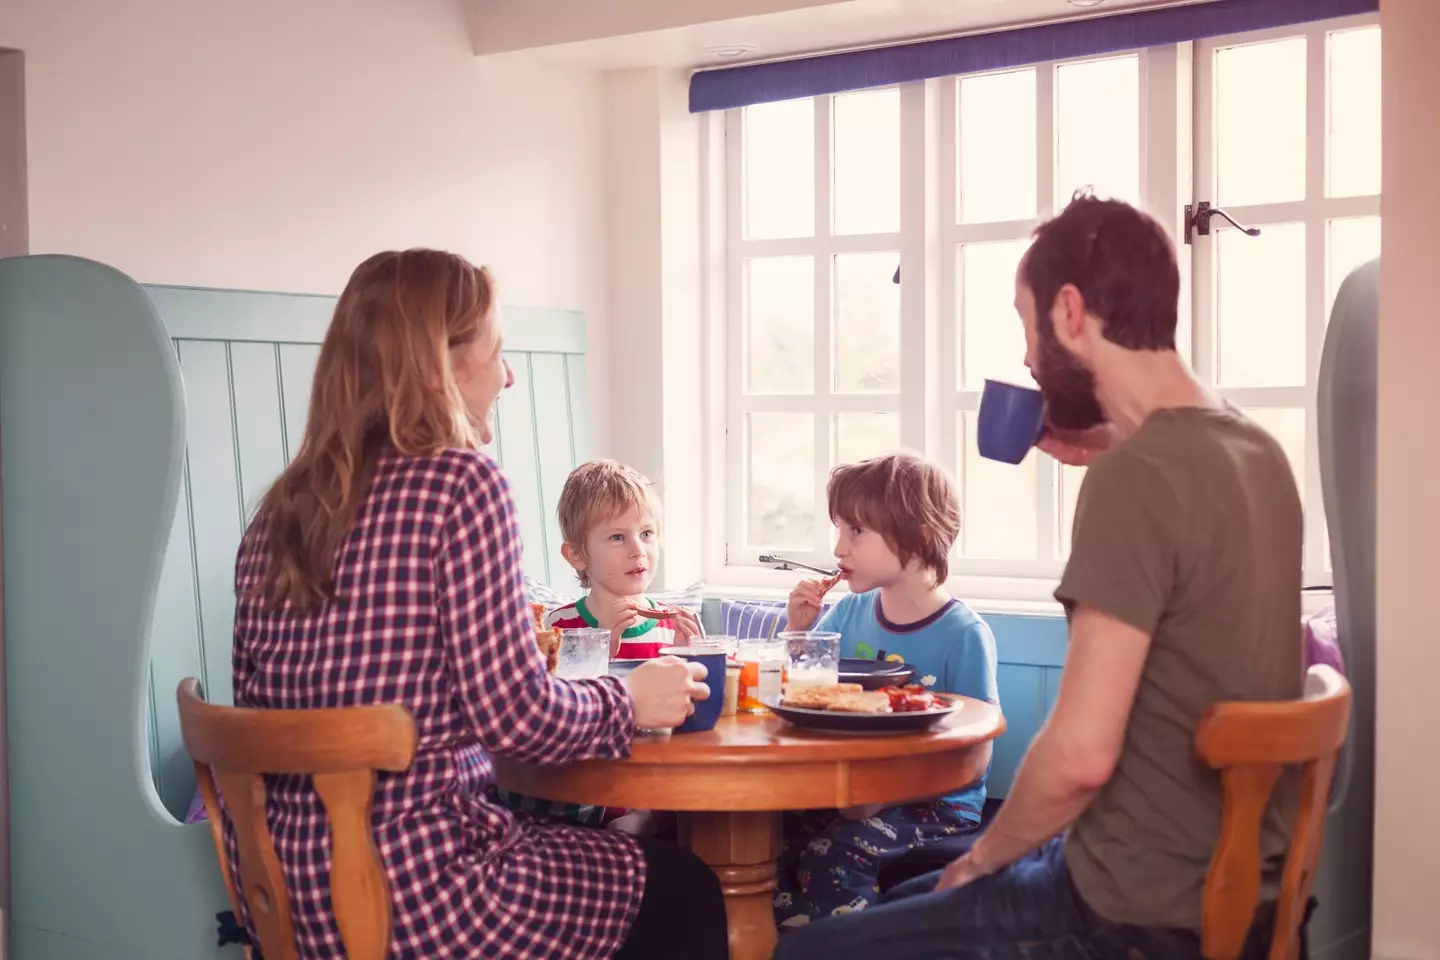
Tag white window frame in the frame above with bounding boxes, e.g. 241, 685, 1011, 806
1191, 11, 1380, 587
701, 16, 1370, 603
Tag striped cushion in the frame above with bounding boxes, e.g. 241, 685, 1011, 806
718, 598, 833, 640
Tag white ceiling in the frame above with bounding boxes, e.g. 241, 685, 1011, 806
474, 0, 1216, 72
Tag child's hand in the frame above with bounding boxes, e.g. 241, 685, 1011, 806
667, 607, 704, 643
785, 579, 829, 631
596, 597, 643, 655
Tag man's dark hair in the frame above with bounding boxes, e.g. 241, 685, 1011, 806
1021, 190, 1180, 350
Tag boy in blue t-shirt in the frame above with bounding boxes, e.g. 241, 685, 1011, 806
774, 453, 999, 928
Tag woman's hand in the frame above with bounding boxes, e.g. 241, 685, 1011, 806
623, 656, 710, 729
785, 579, 829, 632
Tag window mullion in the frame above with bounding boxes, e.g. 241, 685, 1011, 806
724, 108, 746, 570
1303, 25, 1329, 579
937, 77, 959, 485
813, 95, 833, 559
1034, 62, 1058, 564
899, 79, 940, 460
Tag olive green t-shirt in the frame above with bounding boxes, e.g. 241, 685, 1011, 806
1056, 406, 1304, 931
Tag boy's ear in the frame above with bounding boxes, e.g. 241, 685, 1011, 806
560, 542, 586, 573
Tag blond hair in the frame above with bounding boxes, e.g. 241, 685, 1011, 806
253, 249, 495, 611
557, 460, 662, 588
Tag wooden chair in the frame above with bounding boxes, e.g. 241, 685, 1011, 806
1195, 664, 1352, 960
177, 678, 418, 960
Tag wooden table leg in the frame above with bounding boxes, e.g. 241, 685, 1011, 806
680, 811, 782, 960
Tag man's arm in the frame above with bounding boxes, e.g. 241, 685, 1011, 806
939, 604, 1150, 888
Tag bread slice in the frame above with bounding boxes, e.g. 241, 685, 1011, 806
782, 682, 891, 714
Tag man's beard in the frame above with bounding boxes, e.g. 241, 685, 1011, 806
1035, 329, 1106, 431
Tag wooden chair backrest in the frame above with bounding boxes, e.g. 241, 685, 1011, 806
1194, 664, 1351, 960
177, 678, 418, 960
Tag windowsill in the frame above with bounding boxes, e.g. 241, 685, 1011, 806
701, 566, 1336, 619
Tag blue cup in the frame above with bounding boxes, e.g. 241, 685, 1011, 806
976, 379, 1046, 464
660, 646, 726, 733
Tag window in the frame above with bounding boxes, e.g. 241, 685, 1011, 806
1193, 20, 1382, 579
716, 12, 1378, 595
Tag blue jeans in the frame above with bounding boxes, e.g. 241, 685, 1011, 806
773, 837, 1276, 960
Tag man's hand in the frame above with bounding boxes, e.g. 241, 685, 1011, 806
1037, 421, 1115, 467
934, 853, 986, 892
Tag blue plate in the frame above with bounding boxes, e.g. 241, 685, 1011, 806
838, 658, 915, 690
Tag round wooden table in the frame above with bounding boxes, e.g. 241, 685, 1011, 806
493, 700, 1005, 960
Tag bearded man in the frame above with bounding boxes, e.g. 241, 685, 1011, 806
774, 193, 1304, 960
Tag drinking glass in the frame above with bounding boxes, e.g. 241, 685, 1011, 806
780, 630, 841, 686
736, 638, 787, 712
555, 628, 610, 679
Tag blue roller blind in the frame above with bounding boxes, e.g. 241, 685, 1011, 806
690, 0, 1377, 112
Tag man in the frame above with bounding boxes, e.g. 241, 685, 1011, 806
774, 193, 1304, 959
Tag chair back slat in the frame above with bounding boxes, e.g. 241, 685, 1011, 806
314, 770, 393, 960
1194, 665, 1352, 960
178, 678, 417, 959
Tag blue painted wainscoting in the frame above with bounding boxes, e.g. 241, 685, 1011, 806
980, 613, 1068, 796
140, 285, 595, 818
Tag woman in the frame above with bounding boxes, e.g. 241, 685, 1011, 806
226, 249, 728, 959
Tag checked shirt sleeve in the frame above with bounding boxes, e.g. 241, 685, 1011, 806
435, 456, 636, 764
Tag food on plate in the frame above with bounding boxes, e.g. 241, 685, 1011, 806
885, 685, 939, 713
530, 602, 562, 674
782, 682, 892, 715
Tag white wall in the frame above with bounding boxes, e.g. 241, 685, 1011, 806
1374, 1, 1440, 957
465, 0, 848, 55
0, 0, 612, 448
602, 68, 705, 590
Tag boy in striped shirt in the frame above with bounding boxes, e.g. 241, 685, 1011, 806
492, 459, 703, 831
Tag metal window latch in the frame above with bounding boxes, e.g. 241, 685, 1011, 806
1184, 201, 1262, 244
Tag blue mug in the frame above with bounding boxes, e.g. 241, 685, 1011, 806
977, 379, 1046, 464
660, 646, 727, 733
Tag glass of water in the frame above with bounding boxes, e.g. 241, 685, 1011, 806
779, 631, 841, 687
556, 628, 611, 680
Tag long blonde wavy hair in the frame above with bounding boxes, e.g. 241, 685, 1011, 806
253, 249, 496, 611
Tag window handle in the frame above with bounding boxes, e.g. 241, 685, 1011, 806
1184, 201, 1262, 244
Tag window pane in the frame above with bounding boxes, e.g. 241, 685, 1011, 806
1056, 56, 1139, 207
1217, 223, 1306, 388
959, 413, 1037, 559
746, 256, 814, 394
745, 99, 814, 240
835, 252, 900, 393
1328, 27, 1381, 198
960, 240, 1030, 390
1243, 407, 1306, 505
1328, 216, 1381, 316
834, 89, 900, 235
835, 412, 901, 465
1058, 463, 1087, 559
959, 69, 1037, 223
1217, 38, 1306, 207
747, 413, 815, 549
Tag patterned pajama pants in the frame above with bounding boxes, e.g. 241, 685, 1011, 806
773, 802, 980, 927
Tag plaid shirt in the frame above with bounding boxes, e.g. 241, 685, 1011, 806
225, 449, 645, 958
